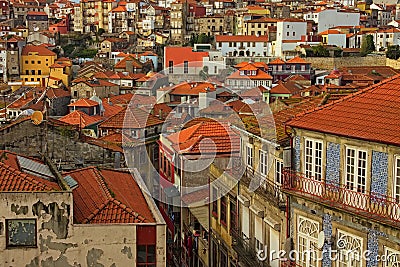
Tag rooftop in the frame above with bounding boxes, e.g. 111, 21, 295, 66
287, 74, 400, 146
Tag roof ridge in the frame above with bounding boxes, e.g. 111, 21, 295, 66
83, 199, 111, 223
287, 74, 400, 122
110, 198, 147, 222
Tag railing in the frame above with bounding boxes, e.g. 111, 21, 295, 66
283, 170, 400, 226
231, 229, 268, 267
245, 167, 286, 209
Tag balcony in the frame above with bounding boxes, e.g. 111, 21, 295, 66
243, 167, 286, 210
282, 170, 400, 228
231, 229, 269, 267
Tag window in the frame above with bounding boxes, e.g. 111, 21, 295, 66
183, 60, 188, 74
137, 245, 156, 266
254, 216, 263, 253
6, 219, 37, 247
298, 216, 319, 267
86, 91, 91, 98
259, 150, 268, 175
25, 60, 28, 64
394, 156, 400, 201
345, 147, 367, 193
73, 91, 77, 97
304, 139, 323, 181
220, 196, 227, 226
38, 61, 41, 64
31, 60, 34, 64
230, 200, 237, 232
25, 70, 29, 75
384, 247, 400, 267
168, 60, 173, 74
246, 145, 253, 167
38, 70, 41, 75
275, 159, 283, 185
337, 230, 362, 267
212, 187, 218, 217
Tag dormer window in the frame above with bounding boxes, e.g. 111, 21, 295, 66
240, 70, 245, 76
252, 70, 256, 76
131, 130, 138, 138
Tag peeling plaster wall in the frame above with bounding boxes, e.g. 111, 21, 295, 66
0, 192, 165, 267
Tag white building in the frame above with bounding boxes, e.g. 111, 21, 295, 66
215, 35, 269, 57
317, 9, 360, 33
319, 29, 347, 48
274, 19, 307, 57
372, 28, 400, 51
370, 4, 392, 26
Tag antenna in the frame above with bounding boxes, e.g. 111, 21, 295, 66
31, 111, 44, 125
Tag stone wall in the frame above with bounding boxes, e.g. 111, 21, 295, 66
386, 58, 400, 69
0, 119, 123, 170
305, 56, 387, 70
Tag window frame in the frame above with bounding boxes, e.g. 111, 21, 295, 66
304, 138, 323, 181
344, 146, 367, 193
259, 149, 268, 176
246, 144, 253, 168
394, 155, 400, 202
6, 218, 37, 248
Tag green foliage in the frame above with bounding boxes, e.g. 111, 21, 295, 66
360, 35, 375, 56
334, 48, 343, 57
312, 44, 329, 57
199, 66, 209, 80
75, 49, 98, 58
62, 44, 75, 57
97, 28, 105, 36
189, 33, 213, 46
386, 45, 400, 60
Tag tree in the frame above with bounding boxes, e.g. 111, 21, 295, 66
386, 45, 400, 60
360, 35, 375, 56
312, 44, 329, 57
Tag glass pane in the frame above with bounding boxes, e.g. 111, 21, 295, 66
147, 245, 156, 263
137, 245, 147, 263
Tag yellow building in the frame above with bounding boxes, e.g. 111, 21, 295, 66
20, 45, 56, 86
48, 58, 73, 88
80, 0, 115, 33
244, 17, 277, 36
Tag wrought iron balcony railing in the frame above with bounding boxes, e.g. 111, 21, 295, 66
282, 170, 400, 227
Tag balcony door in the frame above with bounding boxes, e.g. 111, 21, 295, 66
297, 216, 319, 267
384, 247, 400, 267
304, 139, 323, 196
344, 147, 367, 209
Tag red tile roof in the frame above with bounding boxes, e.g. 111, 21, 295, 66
166, 121, 240, 155
68, 98, 99, 107
286, 56, 310, 64
64, 167, 155, 224
99, 107, 163, 129
0, 160, 60, 192
167, 82, 216, 96
59, 110, 102, 128
114, 55, 143, 70
287, 74, 400, 146
22, 44, 56, 56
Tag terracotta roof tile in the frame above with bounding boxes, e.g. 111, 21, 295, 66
59, 110, 102, 128
0, 161, 60, 192
68, 98, 99, 107
22, 44, 56, 56
287, 74, 400, 146
99, 106, 163, 129
64, 167, 154, 224
286, 56, 310, 64
166, 121, 240, 154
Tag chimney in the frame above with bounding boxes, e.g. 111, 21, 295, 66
23, 92, 26, 99
159, 109, 163, 120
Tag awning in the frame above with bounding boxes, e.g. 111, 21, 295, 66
189, 205, 209, 232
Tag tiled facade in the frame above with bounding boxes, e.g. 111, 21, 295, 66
294, 136, 301, 172
326, 142, 340, 186
371, 151, 388, 197
322, 213, 332, 267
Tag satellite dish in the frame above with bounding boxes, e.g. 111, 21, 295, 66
317, 231, 325, 249
31, 111, 43, 125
